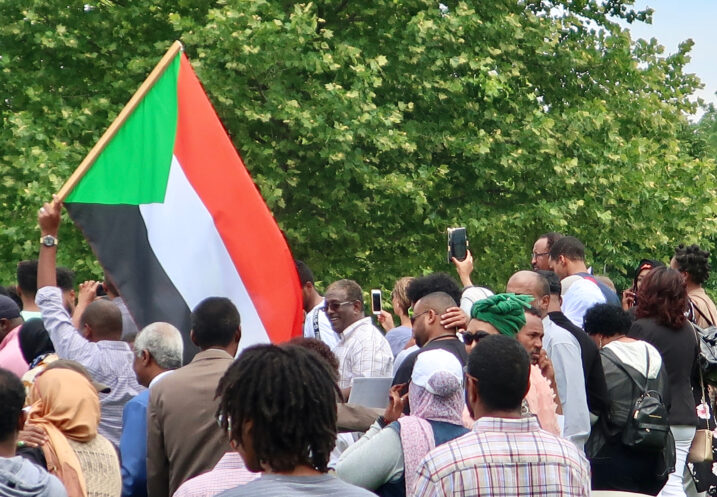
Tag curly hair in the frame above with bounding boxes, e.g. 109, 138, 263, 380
673, 244, 711, 285
406, 273, 461, 305
216, 344, 341, 473
288, 337, 339, 378
583, 303, 632, 337
635, 267, 687, 329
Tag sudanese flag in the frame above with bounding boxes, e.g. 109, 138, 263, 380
61, 43, 303, 359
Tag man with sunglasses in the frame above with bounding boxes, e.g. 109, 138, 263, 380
392, 292, 467, 394
324, 279, 393, 400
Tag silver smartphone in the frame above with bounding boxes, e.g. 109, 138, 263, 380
371, 289, 382, 315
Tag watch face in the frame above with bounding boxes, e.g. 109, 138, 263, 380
42, 235, 57, 247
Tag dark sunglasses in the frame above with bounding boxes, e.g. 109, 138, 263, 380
409, 309, 431, 325
460, 330, 490, 346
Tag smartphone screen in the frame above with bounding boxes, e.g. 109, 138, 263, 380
447, 227, 468, 263
371, 290, 382, 315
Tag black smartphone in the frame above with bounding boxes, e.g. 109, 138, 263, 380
447, 227, 468, 263
96, 284, 107, 297
371, 289, 382, 315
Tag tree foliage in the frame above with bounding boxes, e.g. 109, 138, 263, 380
695, 104, 717, 162
1, 0, 716, 298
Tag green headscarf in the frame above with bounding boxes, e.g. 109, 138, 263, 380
470, 293, 535, 337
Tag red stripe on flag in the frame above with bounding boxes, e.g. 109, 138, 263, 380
173, 53, 302, 343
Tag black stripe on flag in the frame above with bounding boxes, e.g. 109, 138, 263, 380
66, 203, 199, 363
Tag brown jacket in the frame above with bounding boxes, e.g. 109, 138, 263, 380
147, 349, 233, 497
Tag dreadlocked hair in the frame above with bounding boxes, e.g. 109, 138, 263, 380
216, 344, 341, 473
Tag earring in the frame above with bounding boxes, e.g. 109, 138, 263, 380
599, 337, 603, 349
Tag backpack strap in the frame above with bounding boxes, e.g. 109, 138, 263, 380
690, 296, 716, 327
602, 345, 650, 394
576, 272, 620, 307
690, 322, 708, 406
312, 308, 321, 340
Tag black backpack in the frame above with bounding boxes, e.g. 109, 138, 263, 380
604, 347, 670, 451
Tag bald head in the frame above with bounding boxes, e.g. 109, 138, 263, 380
507, 271, 549, 297
506, 271, 550, 316
80, 300, 122, 341
415, 291, 456, 316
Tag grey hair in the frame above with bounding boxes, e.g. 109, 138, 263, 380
134, 322, 184, 370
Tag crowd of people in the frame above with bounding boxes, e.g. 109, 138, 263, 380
0, 199, 716, 497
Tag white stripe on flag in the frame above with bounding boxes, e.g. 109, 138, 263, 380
139, 156, 270, 350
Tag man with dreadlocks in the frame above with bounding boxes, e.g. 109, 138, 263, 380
214, 344, 373, 497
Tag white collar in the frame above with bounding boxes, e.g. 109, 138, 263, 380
149, 370, 173, 388
339, 316, 372, 340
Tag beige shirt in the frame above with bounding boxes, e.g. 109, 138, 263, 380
147, 349, 234, 497
690, 287, 717, 328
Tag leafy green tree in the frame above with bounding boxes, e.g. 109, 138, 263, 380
695, 104, 717, 161
2, 0, 715, 300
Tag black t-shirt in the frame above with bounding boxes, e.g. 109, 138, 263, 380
392, 337, 468, 386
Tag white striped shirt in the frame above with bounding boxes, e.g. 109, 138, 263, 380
333, 317, 393, 389
36, 286, 144, 448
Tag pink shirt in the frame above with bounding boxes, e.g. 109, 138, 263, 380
462, 365, 560, 436
172, 452, 257, 497
0, 325, 29, 378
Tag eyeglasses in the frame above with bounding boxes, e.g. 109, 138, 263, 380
409, 309, 431, 325
321, 300, 354, 313
532, 251, 549, 259
460, 330, 490, 346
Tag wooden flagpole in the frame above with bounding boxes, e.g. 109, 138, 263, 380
56, 40, 184, 202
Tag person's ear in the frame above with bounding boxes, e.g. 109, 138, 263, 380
540, 295, 550, 311
82, 323, 93, 340
141, 350, 152, 367
16, 409, 27, 433
0, 318, 8, 334
190, 329, 198, 347
234, 326, 242, 344
523, 371, 531, 398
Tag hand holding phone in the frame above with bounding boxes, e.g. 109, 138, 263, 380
447, 227, 468, 263
371, 289, 382, 315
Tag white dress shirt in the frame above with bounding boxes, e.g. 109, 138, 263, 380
542, 316, 590, 451
333, 317, 393, 389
